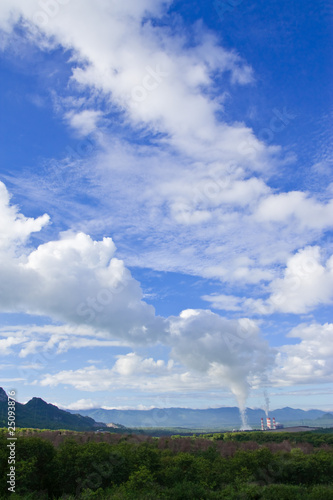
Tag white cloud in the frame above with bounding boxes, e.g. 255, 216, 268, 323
0, 182, 165, 345
65, 399, 98, 411
53, 137, 331, 286
202, 246, 333, 316
18, 341, 45, 358
255, 191, 333, 230
0, 181, 49, 254
267, 246, 333, 314
273, 322, 333, 386
101, 404, 158, 410
65, 110, 103, 136
0, 0, 272, 169
0, 324, 130, 362
36, 360, 242, 395
0, 323, 120, 340
0, 336, 28, 355
113, 352, 172, 376
201, 294, 243, 311
39, 354, 175, 392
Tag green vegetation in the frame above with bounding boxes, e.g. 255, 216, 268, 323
204, 428, 333, 446
0, 429, 333, 499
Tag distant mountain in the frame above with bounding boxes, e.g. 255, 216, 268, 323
0, 388, 106, 431
317, 413, 333, 421
272, 407, 325, 421
69, 405, 333, 429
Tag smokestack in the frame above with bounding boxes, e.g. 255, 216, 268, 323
266, 417, 271, 429
261, 417, 264, 431
273, 417, 276, 429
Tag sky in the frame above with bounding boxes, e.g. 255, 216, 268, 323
0, 0, 332, 423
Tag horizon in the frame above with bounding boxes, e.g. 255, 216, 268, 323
0, 0, 332, 422
1, 386, 332, 414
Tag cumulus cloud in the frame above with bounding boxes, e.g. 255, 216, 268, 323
203, 246, 333, 316
267, 246, 333, 314
0, 181, 49, 253
273, 322, 333, 386
0, 230, 165, 343
0, 182, 165, 344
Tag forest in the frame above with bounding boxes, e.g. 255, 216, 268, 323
1, 429, 333, 499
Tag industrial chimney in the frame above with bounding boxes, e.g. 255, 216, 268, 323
273, 417, 276, 429
261, 417, 264, 431
266, 417, 272, 429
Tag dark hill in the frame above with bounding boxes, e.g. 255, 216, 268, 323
0, 388, 106, 431
0, 387, 7, 402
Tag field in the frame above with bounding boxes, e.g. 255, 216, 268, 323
1, 428, 333, 498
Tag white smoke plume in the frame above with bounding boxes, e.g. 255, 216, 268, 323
263, 389, 270, 417
168, 309, 273, 427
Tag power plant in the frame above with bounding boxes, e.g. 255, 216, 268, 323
260, 416, 283, 430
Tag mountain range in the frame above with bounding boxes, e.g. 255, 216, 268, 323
68, 405, 333, 429
1, 387, 332, 431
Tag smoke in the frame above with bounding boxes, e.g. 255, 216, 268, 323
240, 409, 251, 430
168, 310, 273, 428
263, 389, 270, 417
236, 392, 251, 430
227, 382, 251, 430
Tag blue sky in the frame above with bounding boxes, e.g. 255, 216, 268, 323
0, 0, 332, 422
